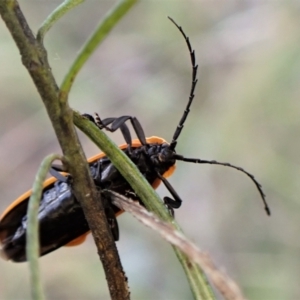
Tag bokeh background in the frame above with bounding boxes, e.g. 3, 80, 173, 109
0, 1, 299, 299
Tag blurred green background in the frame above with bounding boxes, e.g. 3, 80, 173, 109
0, 1, 299, 299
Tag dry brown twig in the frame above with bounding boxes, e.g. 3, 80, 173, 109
108, 190, 247, 300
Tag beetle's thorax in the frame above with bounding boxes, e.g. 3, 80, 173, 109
91, 142, 176, 193
131, 142, 176, 175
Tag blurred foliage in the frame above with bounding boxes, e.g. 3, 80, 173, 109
0, 1, 299, 299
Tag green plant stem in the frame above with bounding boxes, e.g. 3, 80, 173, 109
59, 0, 138, 103
26, 154, 62, 300
74, 112, 215, 300
37, 0, 85, 43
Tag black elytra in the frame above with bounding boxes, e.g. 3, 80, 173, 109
0, 17, 270, 263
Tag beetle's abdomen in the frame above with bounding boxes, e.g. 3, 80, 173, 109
1, 181, 90, 262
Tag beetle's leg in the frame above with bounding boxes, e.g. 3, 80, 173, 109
82, 113, 133, 152
92, 160, 103, 185
105, 205, 119, 241
51, 163, 67, 172
83, 112, 149, 153
82, 113, 114, 131
110, 116, 147, 147
81, 113, 95, 123
94, 114, 134, 153
156, 172, 182, 210
102, 193, 119, 241
49, 167, 69, 183
95, 114, 148, 148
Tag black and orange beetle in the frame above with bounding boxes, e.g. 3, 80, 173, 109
0, 17, 270, 263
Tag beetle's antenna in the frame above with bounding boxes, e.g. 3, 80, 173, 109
174, 154, 271, 216
168, 17, 198, 151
